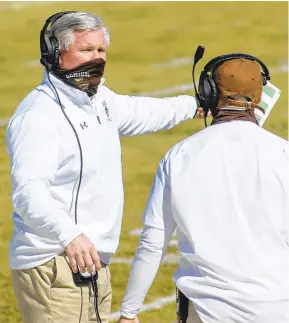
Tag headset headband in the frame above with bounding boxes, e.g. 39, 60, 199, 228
42, 12, 71, 31
203, 53, 270, 80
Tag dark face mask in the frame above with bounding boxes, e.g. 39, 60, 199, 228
52, 58, 106, 96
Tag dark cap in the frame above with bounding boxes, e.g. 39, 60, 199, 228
214, 58, 263, 104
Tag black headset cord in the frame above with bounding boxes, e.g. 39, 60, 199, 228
47, 71, 102, 323
91, 273, 102, 323
204, 110, 208, 127
47, 71, 83, 225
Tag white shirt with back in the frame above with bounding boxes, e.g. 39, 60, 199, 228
120, 121, 289, 323
6, 72, 197, 269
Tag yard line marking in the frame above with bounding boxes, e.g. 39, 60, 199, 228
129, 227, 177, 237
0, 1, 49, 11
128, 228, 143, 236
25, 60, 41, 67
152, 57, 192, 69
129, 227, 178, 246
138, 83, 193, 97
152, 54, 288, 72
0, 119, 9, 127
109, 293, 176, 321
111, 253, 180, 264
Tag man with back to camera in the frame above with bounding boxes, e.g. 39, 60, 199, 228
118, 47, 289, 323
5, 11, 208, 323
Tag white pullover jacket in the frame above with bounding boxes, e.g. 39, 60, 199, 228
120, 121, 289, 323
6, 72, 197, 269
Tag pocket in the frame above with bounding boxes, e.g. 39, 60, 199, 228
53, 252, 81, 288
96, 265, 110, 286
106, 266, 111, 282
189, 301, 203, 323
36, 257, 57, 286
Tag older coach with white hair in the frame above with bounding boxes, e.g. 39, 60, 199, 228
6, 11, 203, 323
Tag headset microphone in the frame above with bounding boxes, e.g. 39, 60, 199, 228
192, 45, 205, 107
194, 45, 205, 64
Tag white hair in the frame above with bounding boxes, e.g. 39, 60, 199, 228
50, 12, 110, 51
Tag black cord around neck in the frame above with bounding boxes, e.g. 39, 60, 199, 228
47, 71, 83, 225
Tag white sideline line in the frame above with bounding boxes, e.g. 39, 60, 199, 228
129, 227, 178, 246
129, 228, 177, 237
138, 83, 193, 97
0, 64, 287, 128
128, 228, 143, 236
25, 60, 41, 67
109, 293, 175, 321
152, 57, 192, 68
112, 253, 180, 264
152, 54, 288, 72
271, 64, 288, 74
0, 1, 51, 11
0, 119, 8, 127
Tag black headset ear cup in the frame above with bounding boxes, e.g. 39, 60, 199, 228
40, 11, 76, 70
199, 76, 219, 112
40, 30, 53, 67
207, 77, 218, 110
261, 73, 267, 86
50, 36, 60, 68
198, 71, 206, 109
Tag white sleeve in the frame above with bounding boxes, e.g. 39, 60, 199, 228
120, 159, 176, 318
110, 90, 198, 137
120, 225, 175, 319
143, 158, 175, 230
6, 111, 82, 248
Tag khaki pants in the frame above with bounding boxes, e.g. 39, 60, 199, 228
177, 302, 203, 323
187, 302, 203, 323
11, 253, 112, 323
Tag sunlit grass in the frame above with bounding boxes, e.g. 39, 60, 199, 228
0, 2, 287, 322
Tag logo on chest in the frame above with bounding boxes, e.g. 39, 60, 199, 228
80, 122, 88, 129
102, 101, 112, 122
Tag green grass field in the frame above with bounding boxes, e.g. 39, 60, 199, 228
0, 1, 288, 322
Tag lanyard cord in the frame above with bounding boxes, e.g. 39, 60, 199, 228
91, 273, 102, 323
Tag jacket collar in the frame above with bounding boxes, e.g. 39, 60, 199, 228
41, 69, 106, 108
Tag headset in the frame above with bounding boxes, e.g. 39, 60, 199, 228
192, 45, 271, 125
40, 11, 76, 70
